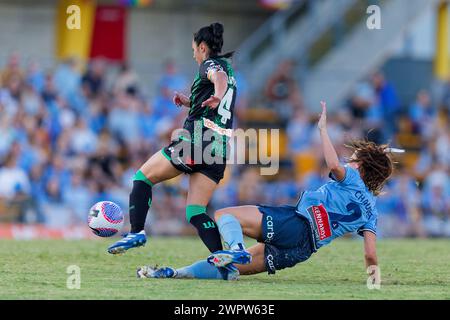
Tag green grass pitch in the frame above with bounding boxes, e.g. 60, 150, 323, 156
1, 238, 449, 299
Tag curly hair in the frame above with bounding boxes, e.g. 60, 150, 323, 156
346, 140, 394, 195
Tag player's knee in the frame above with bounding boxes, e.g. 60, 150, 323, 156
144, 173, 159, 185
214, 209, 226, 221
214, 208, 236, 221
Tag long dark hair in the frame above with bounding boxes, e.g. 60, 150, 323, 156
193, 22, 234, 59
346, 140, 394, 195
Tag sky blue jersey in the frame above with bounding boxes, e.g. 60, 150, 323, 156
295, 165, 378, 251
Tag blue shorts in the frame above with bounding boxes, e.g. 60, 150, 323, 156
257, 204, 315, 274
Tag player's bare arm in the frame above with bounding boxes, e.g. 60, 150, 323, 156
363, 230, 378, 268
201, 71, 228, 109
318, 101, 346, 181
173, 91, 190, 108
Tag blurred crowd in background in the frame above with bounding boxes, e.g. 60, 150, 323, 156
0, 53, 449, 238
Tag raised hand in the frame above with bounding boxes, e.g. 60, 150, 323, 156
318, 101, 327, 131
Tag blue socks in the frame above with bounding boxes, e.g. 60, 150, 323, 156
217, 214, 246, 251
176, 260, 223, 279
170, 214, 245, 280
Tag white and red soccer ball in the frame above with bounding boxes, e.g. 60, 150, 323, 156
88, 201, 124, 237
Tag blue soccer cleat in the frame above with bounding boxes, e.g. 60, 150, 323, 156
108, 231, 147, 254
136, 266, 177, 279
207, 248, 252, 268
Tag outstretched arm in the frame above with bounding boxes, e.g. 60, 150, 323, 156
363, 230, 378, 268
317, 101, 346, 181
363, 231, 380, 288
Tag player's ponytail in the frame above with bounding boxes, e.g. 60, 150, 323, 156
194, 22, 234, 59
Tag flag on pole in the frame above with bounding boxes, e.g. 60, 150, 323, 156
89, 6, 127, 62
55, 0, 96, 63
118, 0, 153, 7
434, 1, 449, 80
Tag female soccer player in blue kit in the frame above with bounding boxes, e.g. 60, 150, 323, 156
137, 101, 395, 280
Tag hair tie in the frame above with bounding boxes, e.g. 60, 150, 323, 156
385, 148, 405, 153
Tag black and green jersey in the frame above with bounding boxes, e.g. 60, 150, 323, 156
187, 57, 237, 130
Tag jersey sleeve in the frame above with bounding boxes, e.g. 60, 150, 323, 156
199, 59, 226, 82
357, 213, 377, 237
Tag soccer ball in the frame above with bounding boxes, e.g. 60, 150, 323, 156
88, 201, 124, 237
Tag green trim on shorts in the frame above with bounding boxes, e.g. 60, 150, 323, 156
133, 170, 154, 187
186, 204, 207, 222
179, 135, 191, 142
161, 148, 172, 161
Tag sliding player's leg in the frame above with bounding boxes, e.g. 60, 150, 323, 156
137, 260, 236, 280
136, 205, 315, 279
207, 205, 263, 267
108, 151, 182, 254
216, 205, 263, 242
209, 204, 316, 274
136, 243, 266, 280
235, 243, 266, 275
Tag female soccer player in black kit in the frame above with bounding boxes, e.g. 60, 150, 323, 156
108, 23, 238, 265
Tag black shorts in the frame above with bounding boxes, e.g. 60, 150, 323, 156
161, 121, 228, 184
257, 204, 315, 274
